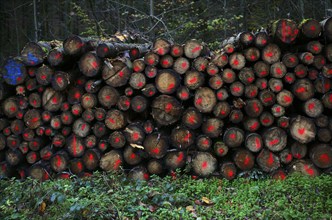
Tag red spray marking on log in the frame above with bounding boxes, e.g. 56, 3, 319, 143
181, 62, 187, 68
243, 156, 250, 166
188, 115, 196, 124
56, 155, 62, 168
298, 128, 305, 135
274, 85, 281, 91
283, 95, 292, 103
132, 132, 139, 141
217, 92, 223, 99
152, 147, 160, 155
233, 59, 239, 66
196, 97, 203, 105
157, 48, 164, 55
230, 133, 236, 139
165, 103, 173, 113
266, 51, 273, 57
262, 118, 270, 124
40, 74, 47, 80
228, 170, 234, 177
137, 82, 143, 87
253, 102, 260, 112
167, 83, 175, 91
91, 61, 98, 69
232, 87, 240, 92
286, 154, 292, 162
267, 153, 274, 166
255, 138, 261, 149
148, 59, 154, 65
207, 125, 215, 132
162, 60, 169, 66
181, 92, 188, 99
308, 102, 315, 110
118, 71, 124, 78
189, 77, 198, 84
296, 87, 306, 93
264, 97, 273, 102
200, 64, 206, 70
304, 165, 314, 176
209, 69, 216, 75
227, 47, 234, 53
177, 152, 184, 163
192, 46, 201, 53
319, 154, 330, 163
247, 77, 254, 83
269, 139, 279, 146
173, 48, 179, 55
250, 122, 259, 130
218, 148, 224, 155
130, 153, 136, 159
183, 133, 192, 142
202, 139, 209, 146
227, 72, 233, 79
113, 159, 121, 169
201, 161, 208, 169
280, 121, 288, 127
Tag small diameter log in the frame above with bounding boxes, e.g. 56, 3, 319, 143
230, 82, 244, 97
256, 149, 280, 172
213, 102, 231, 119
239, 67, 255, 85
117, 96, 131, 111
133, 59, 145, 73
299, 52, 314, 65
98, 86, 120, 109
129, 44, 150, 59
212, 53, 228, 68
82, 149, 100, 171
143, 120, 154, 134
144, 52, 159, 66
131, 96, 148, 113
124, 123, 145, 144
313, 55, 326, 70
52, 134, 65, 148
284, 73, 296, 85
254, 61, 270, 78
229, 53, 246, 70
171, 127, 194, 150
129, 72, 146, 90
214, 141, 228, 157
170, 44, 184, 57
196, 135, 212, 151
277, 116, 290, 129
268, 78, 283, 93
282, 53, 299, 68
160, 55, 174, 69
63, 35, 95, 56
123, 146, 143, 166
50, 151, 69, 173
276, 90, 293, 107
143, 133, 169, 159
326, 44, 332, 62
153, 38, 171, 56
221, 68, 236, 84
310, 144, 332, 169
193, 57, 208, 72
280, 149, 293, 165
5, 149, 23, 166
26, 151, 39, 164
52, 71, 70, 91
105, 109, 126, 130
165, 151, 186, 171
322, 64, 332, 78
21, 42, 50, 66
81, 93, 97, 109
192, 152, 217, 177
2, 58, 27, 86
206, 63, 219, 76
270, 62, 286, 78
151, 95, 182, 126
24, 109, 41, 129
66, 134, 85, 158
270, 19, 299, 44
2, 98, 19, 118
243, 117, 261, 132
254, 31, 269, 48
320, 17, 332, 42
244, 47, 260, 62
306, 41, 323, 54
201, 118, 223, 138
128, 166, 149, 181
29, 164, 50, 181
245, 133, 263, 153
223, 127, 244, 148
173, 57, 190, 75
184, 70, 205, 90
259, 90, 275, 106
216, 88, 229, 101
98, 140, 109, 152
82, 109, 95, 123
155, 70, 180, 94
99, 150, 123, 171
303, 98, 323, 118
256, 78, 268, 91
47, 47, 68, 67
228, 110, 244, 124
182, 107, 202, 129
315, 114, 329, 128
244, 99, 263, 118
73, 118, 90, 138
263, 127, 287, 152
293, 79, 315, 101
69, 159, 85, 174
290, 115, 316, 144
176, 86, 190, 101
317, 128, 332, 143
289, 160, 319, 177
233, 149, 255, 171
322, 92, 332, 109
220, 162, 237, 180
184, 39, 203, 59
109, 131, 126, 149
102, 60, 131, 87
260, 111, 275, 127
147, 159, 164, 175
262, 44, 281, 64
294, 64, 308, 78
28, 93, 41, 108
92, 122, 107, 138
237, 31, 255, 46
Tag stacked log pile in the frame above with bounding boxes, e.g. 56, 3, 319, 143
1, 18, 332, 181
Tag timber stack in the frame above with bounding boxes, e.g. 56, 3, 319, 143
1, 18, 332, 181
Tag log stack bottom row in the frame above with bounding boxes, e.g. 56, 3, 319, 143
1, 18, 332, 181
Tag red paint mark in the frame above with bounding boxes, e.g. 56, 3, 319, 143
250, 122, 259, 130
319, 154, 330, 163
181, 92, 188, 99
266, 51, 273, 57
298, 128, 305, 135
217, 92, 223, 99
196, 97, 203, 105
276, 68, 283, 75
233, 59, 239, 66
162, 60, 169, 66
304, 165, 314, 176
56, 155, 62, 168
52, 97, 58, 104
167, 83, 175, 91
243, 156, 250, 166
181, 62, 187, 68
81, 124, 86, 131
261, 81, 267, 88
77, 162, 83, 171
207, 125, 215, 132
54, 121, 60, 127
267, 153, 274, 166
247, 77, 254, 83
264, 97, 273, 102
218, 148, 224, 155
11, 140, 17, 146
132, 132, 139, 140
227, 47, 234, 53
233, 113, 239, 119
136, 105, 141, 110
143, 173, 149, 180
209, 69, 216, 75
113, 159, 121, 169
227, 72, 233, 79
200, 64, 206, 70
283, 95, 292, 103
230, 133, 236, 139
183, 132, 192, 142
131, 49, 137, 56
250, 55, 256, 60
308, 102, 315, 110
103, 47, 108, 53
274, 85, 281, 91
228, 170, 234, 177
201, 161, 208, 169
232, 87, 241, 93
176, 152, 184, 163
173, 48, 179, 55
188, 115, 196, 124
247, 35, 253, 41
9, 106, 16, 112
165, 103, 173, 113
192, 46, 201, 53
189, 77, 198, 84
312, 45, 319, 52
137, 82, 143, 87
296, 70, 305, 76
124, 100, 130, 106
215, 80, 222, 86
73, 109, 80, 115
152, 147, 160, 155
130, 153, 136, 159
114, 137, 120, 143
269, 139, 279, 145
285, 76, 293, 82
202, 139, 209, 146
43, 152, 51, 160
286, 154, 292, 162
109, 118, 115, 124
55, 53, 62, 59
253, 102, 260, 112
220, 110, 226, 115
149, 90, 154, 96
310, 25, 316, 31
74, 92, 81, 100
255, 138, 261, 149
261, 39, 267, 44
118, 71, 124, 78
133, 66, 140, 72
280, 121, 288, 127
91, 61, 98, 69
148, 59, 154, 65
305, 55, 312, 61
88, 153, 94, 161
262, 118, 270, 124
40, 74, 47, 80
157, 48, 164, 55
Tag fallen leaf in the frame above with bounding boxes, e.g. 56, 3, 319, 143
38, 201, 46, 214
202, 197, 214, 205
186, 205, 195, 212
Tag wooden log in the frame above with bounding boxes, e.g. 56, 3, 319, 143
21, 42, 51, 66
228, 109, 244, 124
47, 47, 69, 67
256, 149, 280, 172
230, 82, 244, 97
72, 118, 90, 138
123, 145, 142, 166
270, 19, 299, 44
132, 59, 145, 73
26, 151, 39, 164
184, 39, 204, 59
277, 116, 290, 129
243, 47, 260, 62
82, 149, 100, 171
322, 92, 332, 109
184, 70, 204, 90
229, 52, 246, 70
2, 97, 19, 118
268, 78, 283, 93
94, 108, 106, 121
239, 67, 255, 85
147, 159, 164, 175
244, 98, 263, 117
306, 41, 323, 54
153, 38, 171, 56
92, 122, 107, 138
254, 31, 269, 48
322, 64, 332, 78
310, 144, 332, 169
98, 85, 120, 109
211, 53, 228, 68
206, 62, 219, 76
290, 115, 316, 144
105, 109, 126, 130
42, 88, 63, 112
67, 88, 83, 105
10, 119, 24, 135
124, 123, 145, 145
171, 127, 194, 150
129, 44, 150, 59
303, 98, 323, 118
29, 164, 50, 181
52, 71, 71, 91
50, 151, 69, 173
52, 134, 65, 148
143, 133, 169, 159
315, 114, 329, 128
216, 88, 229, 101
109, 131, 126, 149
192, 152, 217, 177
299, 52, 314, 65
262, 44, 281, 64
181, 107, 202, 129
243, 117, 260, 132
81, 93, 97, 109
320, 17, 332, 42
254, 61, 270, 78
201, 118, 223, 138
313, 55, 326, 70
128, 166, 149, 181
66, 134, 85, 158
283, 72, 296, 85
245, 133, 263, 153
155, 69, 180, 94
288, 159, 319, 177
170, 44, 184, 57
117, 96, 131, 111
23, 109, 41, 129
193, 57, 208, 72
282, 53, 299, 68
102, 60, 131, 87
270, 62, 286, 78
144, 52, 159, 66
151, 95, 182, 126
233, 149, 255, 171
299, 19, 322, 39
50, 116, 62, 130
99, 150, 123, 171
263, 127, 287, 152
165, 151, 186, 171
83, 135, 97, 148
213, 101, 231, 119
0, 134, 6, 151
220, 162, 237, 180
129, 72, 146, 90
6, 134, 21, 149
78, 52, 102, 77
131, 95, 148, 113
176, 86, 190, 101
63, 35, 95, 56
97, 140, 109, 152
173, 57, 190, 75
276, 90, 293, 107
260, 111, 275, 127
280, 148, 293, 165
143, 120, 154, 134
317, 128, 332, 143
2, 58, 27, 86
214, 141, 228, 157
223, 127, 244, 148
221, 68, 236, 84
5, 148, 23, 166
82, 109, 95, 123
259, 89, 275, 106
325, 44, 332, 62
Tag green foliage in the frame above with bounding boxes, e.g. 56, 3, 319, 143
0, 173, 331, 219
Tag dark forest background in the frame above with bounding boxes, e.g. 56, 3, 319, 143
1, 0, 332, 64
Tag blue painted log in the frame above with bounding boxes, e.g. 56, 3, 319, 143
2, 57, 27, 86
20, 42, 51, 66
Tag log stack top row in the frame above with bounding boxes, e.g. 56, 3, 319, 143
1, 18, 332, 181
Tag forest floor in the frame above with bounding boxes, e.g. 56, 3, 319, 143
0, 172, 332, 219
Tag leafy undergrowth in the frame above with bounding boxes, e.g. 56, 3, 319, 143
0, 172, 332, 220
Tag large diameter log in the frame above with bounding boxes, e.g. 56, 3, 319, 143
155, 70, 180, 94
79, 52, 102, 77
42, 88, 63, 112
194, 87, 216, 113
223, 127, 244, 148
310, 144, 332, 169
289, 160, 319, 177
102, 60, 131, 87
263, 127, 287, 152
66, 134, 85, 158
105, 109, 126, 130
21, 42, 51, 66
2, 58, 27, 86
262, 44, 281, 64
184, 39, 204, 59
99, 150, 123, 171
165, 151, 186, 171
170, 127, 194, 150
50, 151, 69, 173
151, 95, 182, 126
299, 19, 321, 39
143, 133, 169, 159
256, 149, 280, 172
320, 17, 332, 42
270, 19, 299, 44
233, 149, 255, 171
192, 152, 217, 177
290, 116, 316, 144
